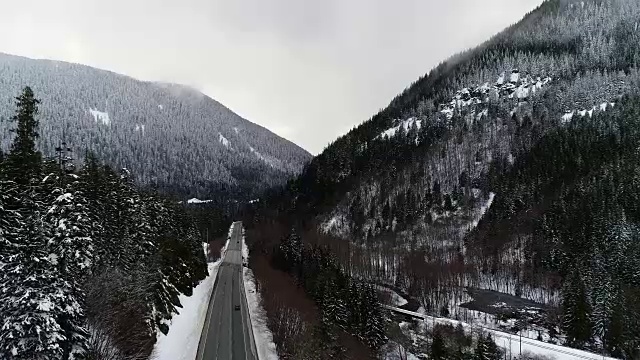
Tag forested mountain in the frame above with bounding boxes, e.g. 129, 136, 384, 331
0, 53, 311, 199
253, 0, 640, 358
0, 87, 208, 359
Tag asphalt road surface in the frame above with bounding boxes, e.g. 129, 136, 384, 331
196, 222, 257, 360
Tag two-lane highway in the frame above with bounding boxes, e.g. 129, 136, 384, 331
196, 222, 257, 360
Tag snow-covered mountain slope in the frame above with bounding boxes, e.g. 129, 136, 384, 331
279, 0, 640, 357
294, 0, 640, 239
0, 52, 312, 197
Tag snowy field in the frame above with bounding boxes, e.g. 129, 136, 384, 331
377, 285, 409, 307
385, 306, 617, 360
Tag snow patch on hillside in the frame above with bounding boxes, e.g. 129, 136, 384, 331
320, 211, 351, 238
249, 146, 281, 168
187, 198, 212, 204
377, 72, 551, 142
561, 101, 615, 123
470, 192, 495, 230
218, 133, 230, 148
438, 71, 552, 121
377, 285, 408, 307
89, 108, 111, 125
510, 71, 520, 83
158, 104, 163, 110
379, 117, 422, 138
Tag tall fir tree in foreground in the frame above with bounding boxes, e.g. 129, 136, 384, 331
0, 88, 73, 359
431, 330, 447, 360
474, 333, 501, 360
4, 86, 41, 184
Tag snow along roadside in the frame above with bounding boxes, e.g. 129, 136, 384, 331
242, 226, 279, 360
150, 226, 233, 360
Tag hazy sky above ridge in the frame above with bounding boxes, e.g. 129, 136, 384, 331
0, 0, 544, 154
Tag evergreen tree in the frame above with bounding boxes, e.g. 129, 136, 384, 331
41, 175, 98, 358
431, 330, 448, 360
474, 333, 501, 360
361, 282, 387, 349
5, 87, 41, 184
0, 187, 65, 360
562, 271, 593, 346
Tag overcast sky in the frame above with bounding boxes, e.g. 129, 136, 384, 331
0, 0, 543, 154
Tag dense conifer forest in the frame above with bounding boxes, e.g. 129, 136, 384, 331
0, 87, 208, 359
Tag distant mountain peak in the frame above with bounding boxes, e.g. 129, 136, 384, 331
0, 53, 312, 198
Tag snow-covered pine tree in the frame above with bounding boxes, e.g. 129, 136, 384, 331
0, 88, 73, 360
431, 330, 447, 360
0, 180, 20, 253
41, 172, 100, 359
144, 198, 186, 335
284, 229, 303, 265
0, 186, 66, 360
474, 333, 501, 360
345, 280, 363, 337
562, 270, 593, 346
5, 87, 41, 185
360, 282, 387, 349
75, 153, 112, 270
330, 279, 349, 330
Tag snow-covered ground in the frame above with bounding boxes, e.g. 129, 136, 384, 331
320, 211, 351, 238
385, 306, 617, 360
377, 285, 409, 307
379, 117, 422, 139
249, 146, 281, 169
242, 227, 279, 360
470, 192, 495, 230
437, 71, 552, 121
89, 107, 111, 125
561, 102, 615, 124
219, 133, 231, 148
150, 235, 231, 360
186, 198, 213, 204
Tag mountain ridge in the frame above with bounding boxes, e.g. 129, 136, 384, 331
0, 51, 312, 199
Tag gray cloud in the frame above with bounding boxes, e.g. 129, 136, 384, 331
0, 0, 543, 154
